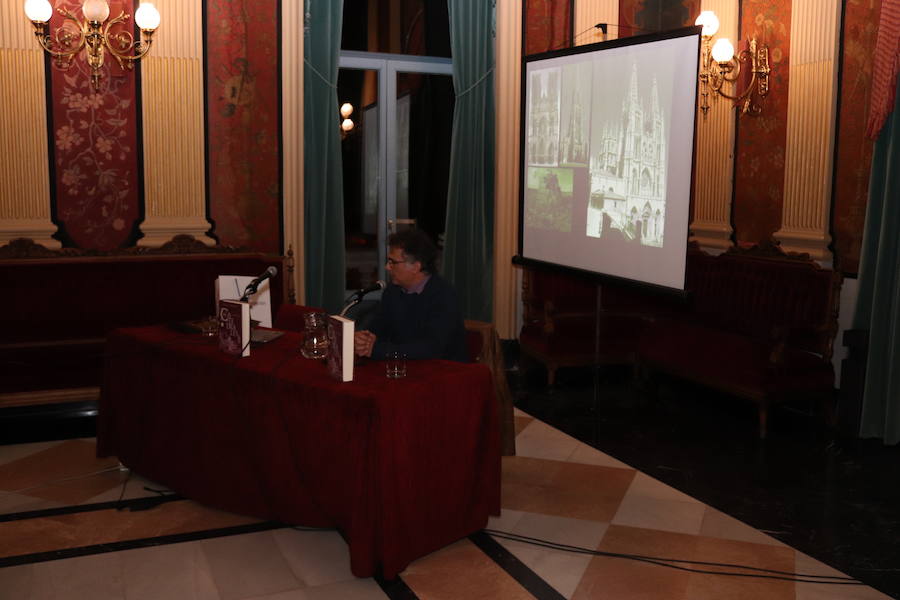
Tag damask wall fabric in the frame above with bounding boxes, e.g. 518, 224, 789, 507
49, 0, 141, 251
732, 0, 791, 245
618, 0, 698, 37
524, 0, 571, 56
206, 0, 281, 254
833, 0, 883, 274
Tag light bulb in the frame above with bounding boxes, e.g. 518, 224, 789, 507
341, 119, 354, 132
135, 3, 161, 30
82, 0, 110, 22
23, 0, 52, 22
340, 103, 353, 118
694, 10, 719, 38
711, 38, 735, 63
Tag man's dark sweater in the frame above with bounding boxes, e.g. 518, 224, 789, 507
368, 273, 469, 362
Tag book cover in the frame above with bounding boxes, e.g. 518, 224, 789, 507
326, 315, 354, 382
215, 275, 273, 327
218, 300, 250, 357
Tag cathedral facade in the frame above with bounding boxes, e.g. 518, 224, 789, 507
587, 64, 667, 246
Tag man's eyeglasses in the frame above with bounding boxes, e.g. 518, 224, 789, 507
386, 257, 408, 266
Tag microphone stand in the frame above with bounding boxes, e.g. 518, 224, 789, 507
339, 295, 362, 318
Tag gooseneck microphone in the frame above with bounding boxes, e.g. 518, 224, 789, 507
240, 266, 278, 302
354, 280, 386, 298
340, 280, 386, 317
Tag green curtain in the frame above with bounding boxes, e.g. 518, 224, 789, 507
303, 1, 345, 313
855, 76, 900, 444
443, 0, 496, 322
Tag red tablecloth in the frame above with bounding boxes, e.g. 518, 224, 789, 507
97, 325, 500, 578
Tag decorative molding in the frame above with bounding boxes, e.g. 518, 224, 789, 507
0, 234, 248, 259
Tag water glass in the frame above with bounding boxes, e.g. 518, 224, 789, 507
386, 351, 407, 379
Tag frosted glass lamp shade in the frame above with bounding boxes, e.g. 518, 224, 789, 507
135, 3, 161, 30
24, 0, 52, 22
82, 0, 110, 22
340, 103, 353, 118
711, 38, 735, 63
694, 11, 719, 37
341, 119, 354, 132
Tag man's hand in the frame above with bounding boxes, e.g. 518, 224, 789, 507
354, 330, 376, 357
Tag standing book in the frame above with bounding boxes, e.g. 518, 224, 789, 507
326, 315, 354, 382
218, 299, 250, 357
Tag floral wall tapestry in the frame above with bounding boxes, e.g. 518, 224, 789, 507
618, 0, 699, 37
833, 0, 882, 275
524, 0, 572, 56
49, 0, 141, 251
732, 0, 791, 244
206, 0, 281, 254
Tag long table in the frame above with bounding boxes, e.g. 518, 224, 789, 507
97, 325, 500, 578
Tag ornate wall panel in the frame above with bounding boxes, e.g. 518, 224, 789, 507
524, 0, 572, 55
732, 0, 791, 244
138, 0, 211, 247
206, 0, 281, 254
618, 0, 699, 37
832, 0, 881, 274
774, 0, 841, 263
690, 0, 738, 250
46, 0, 141, 251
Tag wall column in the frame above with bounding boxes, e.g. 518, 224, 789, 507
138, 0, 213, 247
282, 0, 304, 303
493, 0, 522, 339
574, 0, 618, 43
0, 7, 60, 248
690, 0, 738, 251
774, 0, 841, 263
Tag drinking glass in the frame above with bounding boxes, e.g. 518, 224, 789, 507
386, 351, 407, 378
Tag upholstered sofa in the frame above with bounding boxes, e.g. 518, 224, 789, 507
636, 242, 842, 438
0, 236, 287, 404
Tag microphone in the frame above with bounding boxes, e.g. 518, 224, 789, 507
354, 280, 385, 298
241, 266, 277, 301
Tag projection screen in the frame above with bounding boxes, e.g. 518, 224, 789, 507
517, 27, 701, 293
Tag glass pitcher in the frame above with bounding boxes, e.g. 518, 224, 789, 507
300, 312, 329, 359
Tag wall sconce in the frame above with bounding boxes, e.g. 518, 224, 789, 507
340, 102, 354, 137
24, 0, 160, 92
695, 10, 770, 117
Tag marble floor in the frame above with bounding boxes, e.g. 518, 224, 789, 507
0, 402, 894, 599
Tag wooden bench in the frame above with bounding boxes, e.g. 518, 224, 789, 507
636, 242, 842, 438
0, 236, 288, 409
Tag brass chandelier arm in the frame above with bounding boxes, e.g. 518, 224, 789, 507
31, 9, 87, 62
102, 11, 155, 70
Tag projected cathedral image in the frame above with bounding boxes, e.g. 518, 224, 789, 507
586, 63, 667, 247
525, 57, 670, 246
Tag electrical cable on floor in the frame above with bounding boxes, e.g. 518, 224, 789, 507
0, 465, 122, 496
483, 528, 863, 586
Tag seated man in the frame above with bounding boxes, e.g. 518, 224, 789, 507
354, 230, 468, 362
